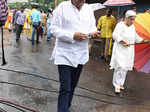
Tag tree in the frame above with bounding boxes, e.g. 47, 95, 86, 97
30, 0, 54, 11
8, 0, 67, 10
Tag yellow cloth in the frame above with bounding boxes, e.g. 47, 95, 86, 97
24, 10, 31, 29
24, 9, 32, 35
97, 16, 116, 38
28, 9, 35, 40
4, 12, 12, 29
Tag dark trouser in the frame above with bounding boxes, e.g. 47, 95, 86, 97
32, 22, 40, 45
16, 24, 23, 40
57, 65, 83, 112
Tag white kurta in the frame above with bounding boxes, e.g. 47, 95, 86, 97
50, 1, 97, 67
110, 22, 143, 71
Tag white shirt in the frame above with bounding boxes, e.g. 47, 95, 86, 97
47, 13, 53, 24
110, 22, 143, 70
50, 1, 97, 67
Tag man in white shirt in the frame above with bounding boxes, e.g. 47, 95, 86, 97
50, 0, 100, 112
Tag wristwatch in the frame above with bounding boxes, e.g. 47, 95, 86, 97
87, 34, 91, 38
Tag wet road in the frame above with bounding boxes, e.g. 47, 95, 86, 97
0, 30, 150, 112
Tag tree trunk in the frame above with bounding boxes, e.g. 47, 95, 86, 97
55, 0, 58, 7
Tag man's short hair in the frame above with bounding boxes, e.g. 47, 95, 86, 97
32, 5, 39, 9
131, 6, 136, 9
107, 8, 112, 13
20, 6, 24, 9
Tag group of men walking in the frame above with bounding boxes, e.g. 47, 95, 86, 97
14, 5, 53, 45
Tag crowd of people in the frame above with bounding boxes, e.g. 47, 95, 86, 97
1, 0, 150, 112
3, 5, 53, 45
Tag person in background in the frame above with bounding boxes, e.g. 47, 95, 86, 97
15, 6, 26, 42
41, 11, 47, 36
46, 8, 53, 41
97, 8, 116, 63
12, 9, 17, 32
27, 6, 33, 40
131, 6, 138, 14
30, 5, 41, 45
50, 0, 100, 112
131, 6, 137, 13
118, 10, 127, 22
4, 11, 12, 32
145, 8, 150, 13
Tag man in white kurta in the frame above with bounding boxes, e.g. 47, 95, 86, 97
110, 10, 143, 93
50, 0, 99, 112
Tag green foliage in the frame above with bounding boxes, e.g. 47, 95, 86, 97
58, 0, 68, 4
8, 2, 31, 9
8, 0, 68, 11
30, 0, 55, 11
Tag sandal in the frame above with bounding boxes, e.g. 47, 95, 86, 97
115, 88, 121, 94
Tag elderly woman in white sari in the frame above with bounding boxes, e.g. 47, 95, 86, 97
110, 10, 149, 93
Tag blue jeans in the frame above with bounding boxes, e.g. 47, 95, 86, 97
47, 23, 51, 40
32, 22, 40, 45
57, 65, 83, 112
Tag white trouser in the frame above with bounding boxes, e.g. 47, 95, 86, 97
112, 68, 128, 88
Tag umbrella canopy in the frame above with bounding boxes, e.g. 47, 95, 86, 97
134, 12, 150, 73
89, 3, 106, 11
86, 0, 105, 4
134, 13, 150, 40
103, 0, 135, 6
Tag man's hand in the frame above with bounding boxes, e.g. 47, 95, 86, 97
89, 31, 100, 38
119, 40, 130, 47
73, 32, 87, 41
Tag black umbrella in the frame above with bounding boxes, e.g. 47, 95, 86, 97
1, 27, 7, 65
0, 0, 8, 65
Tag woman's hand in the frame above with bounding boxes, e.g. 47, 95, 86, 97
119, 40, 130, 47
143, 40, 150, 44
